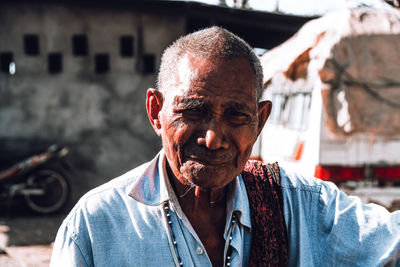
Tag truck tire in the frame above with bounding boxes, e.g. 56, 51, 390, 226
24, 168, 70, 214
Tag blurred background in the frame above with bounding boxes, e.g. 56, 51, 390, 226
0, 0, 399, 265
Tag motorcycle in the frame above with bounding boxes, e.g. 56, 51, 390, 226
0, 144, 71, 214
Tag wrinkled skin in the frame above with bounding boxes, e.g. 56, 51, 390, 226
147, 53, 272, 192
146, 53, 271, 266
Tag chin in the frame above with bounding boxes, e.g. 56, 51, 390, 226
180, 162, 236, 189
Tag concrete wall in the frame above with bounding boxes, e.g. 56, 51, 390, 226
0, 2, 185, 201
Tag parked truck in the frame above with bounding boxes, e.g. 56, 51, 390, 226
252, 8, 400, 187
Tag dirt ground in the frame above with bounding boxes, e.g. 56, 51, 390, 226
0, 201, 66, 267
0, 246, 53, 267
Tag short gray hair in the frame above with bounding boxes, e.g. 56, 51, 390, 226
157, 26, 263, 101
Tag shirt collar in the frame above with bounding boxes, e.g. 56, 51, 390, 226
128, 150, 251, 229
128, 150, 170, 206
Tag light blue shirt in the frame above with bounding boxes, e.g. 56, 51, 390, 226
51, 151, 400, 266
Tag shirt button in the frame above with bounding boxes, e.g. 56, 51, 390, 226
196, 246, 204, 255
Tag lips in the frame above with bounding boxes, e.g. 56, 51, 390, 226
186, 155, 230, 166
182, 145, 235, 166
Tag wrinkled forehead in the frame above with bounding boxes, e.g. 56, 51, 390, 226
163, 53, 257, 101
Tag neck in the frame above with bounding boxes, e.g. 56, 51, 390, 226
170, 174, 227, 210
165, 163, 228, 267
165, 162, 227, 209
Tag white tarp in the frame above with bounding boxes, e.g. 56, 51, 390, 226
261, 8, 400, 136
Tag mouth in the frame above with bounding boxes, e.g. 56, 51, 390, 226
185, 155, 232, 166
182, 142, 236, 168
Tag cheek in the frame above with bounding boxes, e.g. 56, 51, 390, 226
230, 130, 258, 168
163, 118, 194, 153
232, 127, 258, 152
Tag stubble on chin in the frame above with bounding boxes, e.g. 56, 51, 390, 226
179, 160, 236, 189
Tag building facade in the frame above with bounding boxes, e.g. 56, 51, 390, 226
0, 0, 311, 202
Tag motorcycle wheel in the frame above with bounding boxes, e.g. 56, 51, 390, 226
24, 168, 70, 214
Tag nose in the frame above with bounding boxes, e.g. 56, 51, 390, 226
197, 122, 229, 150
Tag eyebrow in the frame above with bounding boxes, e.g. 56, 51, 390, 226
173, 97, 207, 109
172, 96, 253, 113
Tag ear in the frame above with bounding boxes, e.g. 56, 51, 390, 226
256, 100, 272, 135
146, 88, 164, 136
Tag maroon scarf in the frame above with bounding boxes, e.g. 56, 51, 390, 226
241, 160, 289, 267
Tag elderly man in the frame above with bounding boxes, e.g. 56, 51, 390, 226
51, 27, 400, 266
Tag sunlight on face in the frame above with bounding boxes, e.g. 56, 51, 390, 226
159, 55, 260, 190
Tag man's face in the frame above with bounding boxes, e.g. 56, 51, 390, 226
149, 54, 270, 190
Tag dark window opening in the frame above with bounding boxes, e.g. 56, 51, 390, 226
143, 54, 155, 74
0, 52, 15, 74
120, 36, 134, 57
48, 53, 62, 74
95, 54, 109, 74
24, 34, 40, 55
72, 34, 88, 56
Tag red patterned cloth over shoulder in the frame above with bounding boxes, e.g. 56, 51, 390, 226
241, 160, 289, 267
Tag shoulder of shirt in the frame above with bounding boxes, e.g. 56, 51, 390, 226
279, 166, 324, 194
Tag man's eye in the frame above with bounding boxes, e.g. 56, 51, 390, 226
227, 111, 250, 124
181, 109, 205, 120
